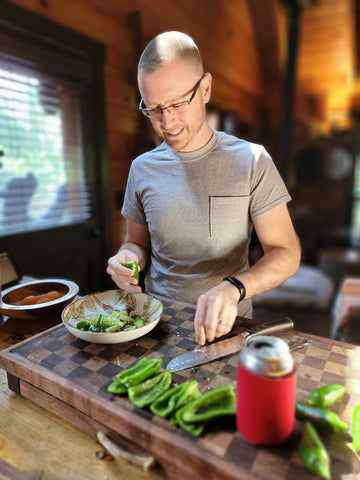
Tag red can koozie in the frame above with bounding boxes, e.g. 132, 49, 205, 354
237, 335, 297, 445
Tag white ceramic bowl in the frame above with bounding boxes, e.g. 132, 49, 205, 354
62, 289, 163, 344
0, 278, 79, 320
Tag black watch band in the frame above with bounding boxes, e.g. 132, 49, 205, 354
223, 276, 246, 303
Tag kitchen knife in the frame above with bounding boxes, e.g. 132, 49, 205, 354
166, 317, 294, 372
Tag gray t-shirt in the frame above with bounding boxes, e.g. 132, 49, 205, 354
122, 130, 291, 316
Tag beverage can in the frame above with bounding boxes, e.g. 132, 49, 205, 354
236, 335, 297, 445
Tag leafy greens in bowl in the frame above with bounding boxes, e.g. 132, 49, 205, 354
62, 290, 163, 344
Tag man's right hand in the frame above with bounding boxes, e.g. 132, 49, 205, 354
107, 249, 142, 293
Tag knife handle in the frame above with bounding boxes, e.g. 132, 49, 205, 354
243, 317, 294, 341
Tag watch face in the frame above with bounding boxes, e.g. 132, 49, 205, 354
325, 147, 353, 181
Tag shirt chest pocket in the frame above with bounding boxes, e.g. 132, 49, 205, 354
209, 196, 250, 238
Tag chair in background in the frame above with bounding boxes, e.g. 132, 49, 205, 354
252, 264, 335, 337
253, 264, 335, 312
331, 277, 360, 345
318, 248, 360, 291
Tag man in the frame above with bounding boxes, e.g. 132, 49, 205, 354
107, 31, 301, 346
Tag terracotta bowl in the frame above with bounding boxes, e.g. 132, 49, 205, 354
0, 278, 79, 320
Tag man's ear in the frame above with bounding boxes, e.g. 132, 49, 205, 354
202, 72, 212, 104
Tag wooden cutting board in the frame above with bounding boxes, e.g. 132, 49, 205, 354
0, 298, 359, 480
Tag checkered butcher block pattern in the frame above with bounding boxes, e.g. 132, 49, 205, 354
1, 298, 360, 480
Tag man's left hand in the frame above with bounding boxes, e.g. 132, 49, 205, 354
194, 282, 239, 346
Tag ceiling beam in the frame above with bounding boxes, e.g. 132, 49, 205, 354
246, 0, 282, 120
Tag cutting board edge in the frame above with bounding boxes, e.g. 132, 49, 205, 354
14, 374, 255, 480
0, 341, 255, 480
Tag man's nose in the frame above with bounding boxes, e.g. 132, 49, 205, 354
161, 107, 177, 127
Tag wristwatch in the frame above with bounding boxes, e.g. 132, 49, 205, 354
223, 276, 246, 303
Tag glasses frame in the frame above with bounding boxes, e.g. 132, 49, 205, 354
139, 74, 205, 119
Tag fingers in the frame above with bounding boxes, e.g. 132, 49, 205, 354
203, 295, 222, 343
195, 289, 237, 346
194, 295, 207, 346
107, 251, 142, 293
195, 300, 233, 346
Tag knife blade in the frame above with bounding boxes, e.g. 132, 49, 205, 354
166, 317, 294, 372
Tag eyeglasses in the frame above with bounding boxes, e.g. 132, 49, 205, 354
139, 75, 204, 120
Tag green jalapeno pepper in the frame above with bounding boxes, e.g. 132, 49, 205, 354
299, 421, 331, 479
150, 380, 201, 418
296, 401, 349, 433
126, 260, 139, 281
353, 403, 360, 452
307, 384, 345, 408
107, 358, 162, 395
128, 371, 172, 408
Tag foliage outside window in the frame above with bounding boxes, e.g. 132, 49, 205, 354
351, 153, 360, 238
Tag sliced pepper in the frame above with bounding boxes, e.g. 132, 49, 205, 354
174, 385, 236, 437
296, 401, 349, 433
126, 260, 139, 281
180, 385, 236, 423
150, 382, 187, 418
353, 403, 360, 452
174, 408, 209, 437
76, 320, 91, 331
307, 384, 345, 408
107, 358, 162, 395
128, 371, 172, 408
299, 421, 331, 479
169, 381, 202, 425
89, 324, 101, 332
150, 381, 201, 418
134, 317, 146, 328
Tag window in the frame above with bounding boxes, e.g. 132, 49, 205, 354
0, 56, 91, 236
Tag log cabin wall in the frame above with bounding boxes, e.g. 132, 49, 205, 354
6, 0, 276, 252
5, 0, 359, 277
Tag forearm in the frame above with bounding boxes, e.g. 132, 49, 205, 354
233, 240, 301, 301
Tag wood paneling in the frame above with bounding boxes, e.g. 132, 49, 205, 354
7, 0, 359, 252
296, 0, 355, 127
8, 0, 267, 253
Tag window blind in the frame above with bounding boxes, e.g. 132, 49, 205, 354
0, 56, 91, 236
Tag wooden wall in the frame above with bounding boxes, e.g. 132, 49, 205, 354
7, 0, 270, 252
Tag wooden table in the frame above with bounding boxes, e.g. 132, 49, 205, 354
1, 297, 360, 479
